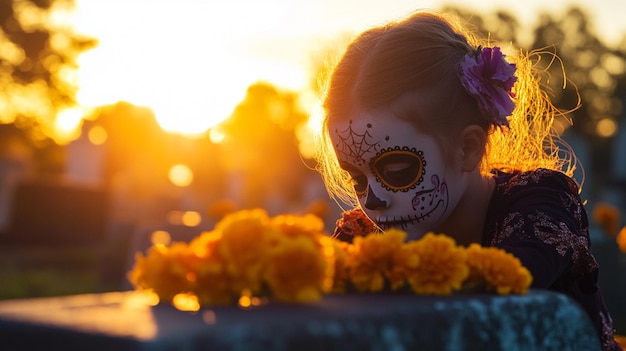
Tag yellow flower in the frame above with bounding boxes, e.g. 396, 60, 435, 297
214, 208, 275, 294
329, 239, 353, 293
466, 244, 532, 294
129, 208, 540, 306
270, 213, 326, 243
404, 233, 468, 295
592, 202, 621, 237
188, 230, 222, 258
127, 242, 194, 302
617, 226, 626, 253
388, 240, 421, 291
187, 230, 235, 305
348, 229, 407, 292
264, 235, 328, 303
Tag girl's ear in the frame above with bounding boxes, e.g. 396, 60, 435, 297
458, 125, 487, 172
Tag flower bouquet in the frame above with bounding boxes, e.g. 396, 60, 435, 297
128, 208, 533, 309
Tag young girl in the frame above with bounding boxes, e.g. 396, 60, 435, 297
314, 11, 622, 351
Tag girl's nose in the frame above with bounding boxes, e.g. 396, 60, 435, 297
364, 185, 387, 210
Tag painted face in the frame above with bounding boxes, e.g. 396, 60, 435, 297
330, 113, 464, 240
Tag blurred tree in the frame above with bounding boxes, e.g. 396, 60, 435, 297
530, 7, 626, 184
531, 7, 623, 133
440, 5, 626, 189
440, 6, 522, 47
0, 0, 96, 146
217, 82, 315, 211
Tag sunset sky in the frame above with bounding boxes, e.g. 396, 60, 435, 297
69, 0, 626, 136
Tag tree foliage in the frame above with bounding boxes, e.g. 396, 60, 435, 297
430, 5, 626, 180
0, 0, 96, 144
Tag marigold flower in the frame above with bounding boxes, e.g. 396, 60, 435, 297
328, 239, 353, 293
214, 208, 275, 294
265, 236, 328, 303
388, 239, 421, 291
188, 230, 221, 258
592, 202, 621, 237
349, 229, 406, 292
128, 209, 536, 307
615, 334, 626, 349
466, 244, 532, 294
617, 226, 626, 253
187, 231, 236, 305
404, 233, 468, 295
333, 208, 378, 239
127, 242, 195, 302
271, 213, 326, 243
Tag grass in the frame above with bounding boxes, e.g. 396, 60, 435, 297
0, 246, 122, 300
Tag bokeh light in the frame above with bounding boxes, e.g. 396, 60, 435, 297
167, 211, 202, 227
596, 118, 618, 138
168, 164, 194, 187
150, 230, 171, 246
87, 125, 107, 145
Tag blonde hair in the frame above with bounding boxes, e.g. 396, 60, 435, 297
315, 11, 577, 208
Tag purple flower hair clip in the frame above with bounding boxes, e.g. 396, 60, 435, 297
459, 46, 517, 129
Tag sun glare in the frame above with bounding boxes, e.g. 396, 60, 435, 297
54, 107, 87, 144
72, 0, 313, 137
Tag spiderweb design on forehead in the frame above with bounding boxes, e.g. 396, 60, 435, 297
334, 121, 383, 167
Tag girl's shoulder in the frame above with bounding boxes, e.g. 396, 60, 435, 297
491, 168, 580, 197
486, 168, 586, 229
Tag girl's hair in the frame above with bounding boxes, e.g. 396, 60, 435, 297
314, 11, 576, 208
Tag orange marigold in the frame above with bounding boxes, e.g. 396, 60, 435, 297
271, 213, 326, 243
348, 229, 406, 292
404, 233, 468, 295
329, 239, 353, 293
215, 209, 275, 294
617, 226, 626, 253
333, 209, 379, 239
187, 230, 235, 305
265, 236, 328, 303
466, 244, 532, 294
127, 242, 195, 302
592, 202, 621, 237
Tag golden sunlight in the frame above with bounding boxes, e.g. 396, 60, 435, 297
72, 0, 312, 137
54, 107, 84, 143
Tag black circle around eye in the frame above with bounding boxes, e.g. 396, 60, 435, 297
370, 147, 425, 192
353, 175, 368, 195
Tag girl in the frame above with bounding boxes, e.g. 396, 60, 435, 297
315, 11, 622, 350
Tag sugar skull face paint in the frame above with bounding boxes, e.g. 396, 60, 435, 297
331, 113, 464, 240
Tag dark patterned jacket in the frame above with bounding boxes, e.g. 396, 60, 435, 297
483, 168, 621, 351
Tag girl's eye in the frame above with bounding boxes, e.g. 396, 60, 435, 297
371, 148, 425, 191
383, 162, 412, 184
